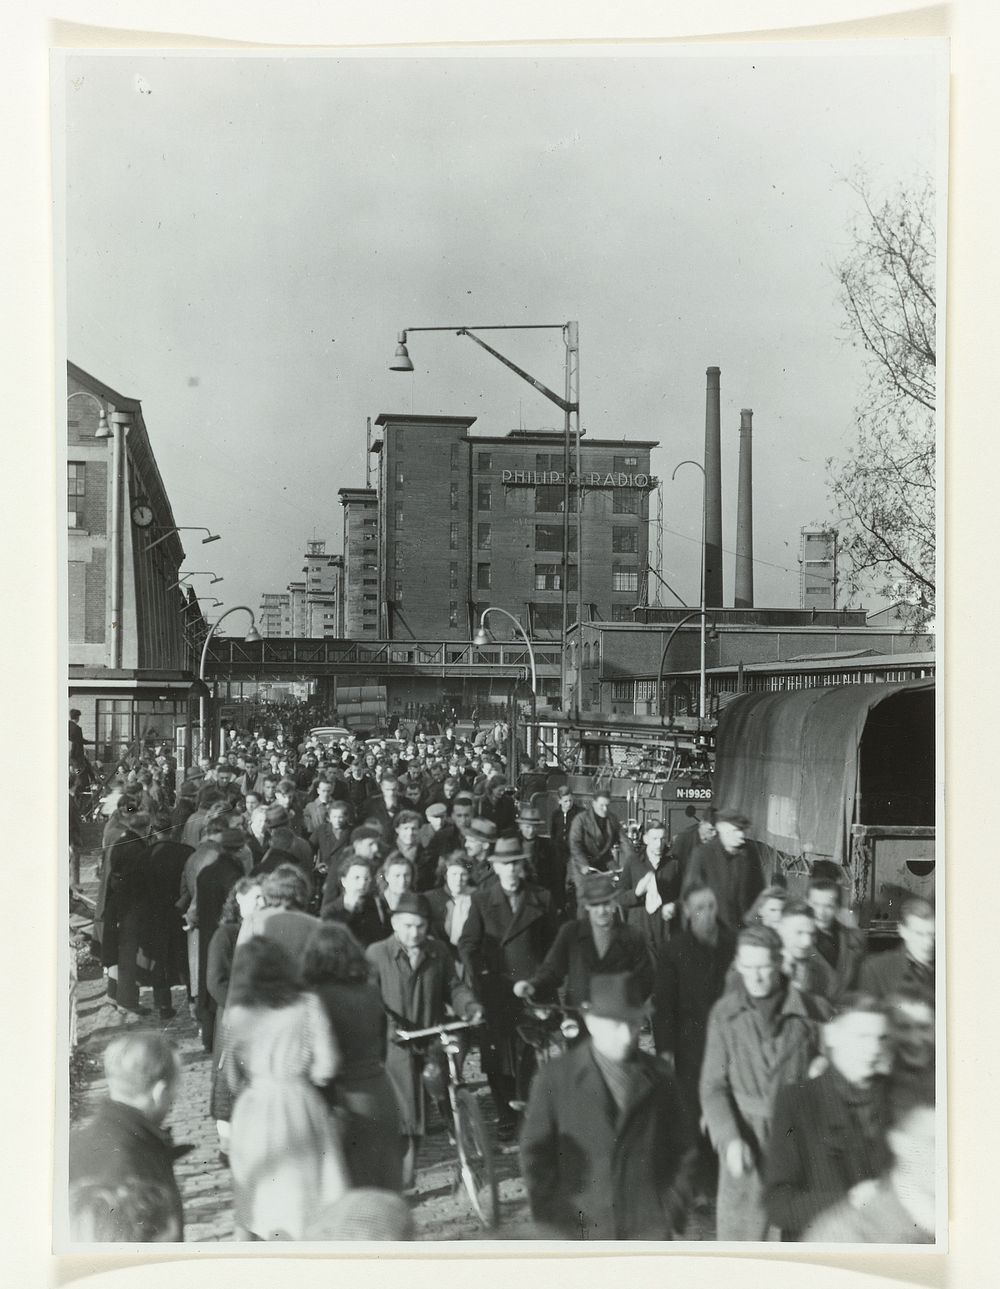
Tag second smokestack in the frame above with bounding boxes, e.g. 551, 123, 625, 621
734, 408, 754, 608
703, 366, 724, 607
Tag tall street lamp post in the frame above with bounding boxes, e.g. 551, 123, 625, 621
390, 322, 580, 711
198, 606, 261, 759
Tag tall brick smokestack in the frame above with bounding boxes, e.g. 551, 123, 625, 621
734, 408, 754, 608
703, 367, 724, 607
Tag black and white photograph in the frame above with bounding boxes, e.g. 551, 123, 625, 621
56, 38, 945, 1249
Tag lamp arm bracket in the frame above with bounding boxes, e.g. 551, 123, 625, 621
458, 329, 578, 414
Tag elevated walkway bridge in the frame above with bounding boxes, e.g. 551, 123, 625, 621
201, 636, 562, 683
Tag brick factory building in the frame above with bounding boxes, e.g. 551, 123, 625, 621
340, 412, 658, 702
66, 362, 207, 768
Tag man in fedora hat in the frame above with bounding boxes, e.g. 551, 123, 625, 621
521, 971, 695, 1239
462, 816, 498, 886
367, 892, 482, 1187
515, 871, 653, 1011
459, 836, 557, 1140
515, 802, 566, 914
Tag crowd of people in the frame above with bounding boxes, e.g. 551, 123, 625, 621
68, 717, 937, 1244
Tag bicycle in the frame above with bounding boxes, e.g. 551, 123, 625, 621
510, 1000, 580, 1113
395, 1018, 499, 1230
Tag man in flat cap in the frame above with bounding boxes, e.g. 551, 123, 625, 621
685, 808, 766, 931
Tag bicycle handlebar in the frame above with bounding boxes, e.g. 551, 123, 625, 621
395, 1019, 483, 1042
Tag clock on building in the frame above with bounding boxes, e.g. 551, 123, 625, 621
131, 502, 154, 528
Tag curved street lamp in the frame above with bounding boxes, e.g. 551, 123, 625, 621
474, 605, 538, 779
198, 605, 262, 759
474, 606, 538, 698
166, 571, 223, 590
67, 389, 111, 438
146, 526, 221, 553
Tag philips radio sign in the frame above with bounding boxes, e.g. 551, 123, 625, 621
500, 469, 656, 489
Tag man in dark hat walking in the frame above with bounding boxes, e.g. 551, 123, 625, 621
515, 871, 653, 1011
516, 803, 566, 914
520, 972, 695, 1239
459, 836, 557, 1140
685, 807, 766, 931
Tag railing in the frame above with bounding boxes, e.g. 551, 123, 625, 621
202, 636, 562, 677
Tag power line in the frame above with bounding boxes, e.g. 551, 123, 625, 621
661, 523, 800, 576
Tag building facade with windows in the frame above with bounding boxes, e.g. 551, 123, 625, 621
257, 540, 344, 639
799, 524, 839, 609
362, 413, 657, 660
67, 362, 206, 767
338, 487, 379, 635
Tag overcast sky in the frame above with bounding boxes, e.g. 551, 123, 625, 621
61, 45, 942, 627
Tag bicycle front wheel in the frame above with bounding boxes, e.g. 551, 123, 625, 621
453, 1086, 499, 1229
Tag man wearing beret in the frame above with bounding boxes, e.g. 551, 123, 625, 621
520, 972, 695, 1239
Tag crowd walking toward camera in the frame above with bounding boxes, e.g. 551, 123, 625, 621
69, 719, 936, 1244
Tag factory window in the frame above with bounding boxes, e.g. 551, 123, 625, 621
613, 489, 641, 515
393, 580, 403, 604
612, 526, 638, 554
450, 523, 459, 550
394, 505, 404, 529
362, 577, 377, 587
531, 604, 563, 632
535, 524, 577, 552
612, 567, 639, 593
635, 680, 657, 702
478, 483, 492, 511
449, 601, 459, 627
396, 468, 404, 485
450, 482, 459, 510
451, 444, 461, 470
611, 604, 634, 622
535, 484, 576, 513
477, 523, 492, 550
534, 563, 578, 591
477, 563, 491, 590
478, 452, 492, 470
613, 455, 639, 471
611, 680, 635, 701
449, 562, 459, 590
363, 593, 377, 602
535, 452, 560, 471
68, 462, 86, 527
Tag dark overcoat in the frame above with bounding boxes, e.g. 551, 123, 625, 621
366, 934, 475, 1134
140, 839, 192, 992
816, 920, 867, 1002
858, 943, 934, 1001
764, 1068, 892, 1238
652, 925, 737, 1113
567, 805, 622, 887
685, 837, 765, 931
616, 847, 683, 959
69, 1099, 188, 1240
531, 918, 654, 1009
458, 882, 557, 1076
520, 1041, 695, 1239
